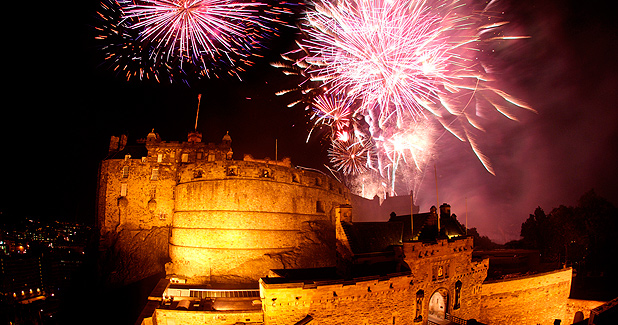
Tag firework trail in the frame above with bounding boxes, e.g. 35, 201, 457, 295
275, 0, 533, 198
96, 0, 296, 81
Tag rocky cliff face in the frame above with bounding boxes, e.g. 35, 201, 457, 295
99, 227, 170, 286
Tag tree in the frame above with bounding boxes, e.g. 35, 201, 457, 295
519, 190, 618, 274
468, 227, 501, 250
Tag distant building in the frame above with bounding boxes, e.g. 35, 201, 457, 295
97, 130, 607, 325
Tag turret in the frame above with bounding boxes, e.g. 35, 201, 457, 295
222, 131, 232, 147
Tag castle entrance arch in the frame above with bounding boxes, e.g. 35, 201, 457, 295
428, 288, 448, 320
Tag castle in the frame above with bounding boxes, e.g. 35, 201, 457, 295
97, 130, 607, 325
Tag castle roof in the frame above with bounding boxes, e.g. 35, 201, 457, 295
387, 210, 466, 242
340, 221, 403, 254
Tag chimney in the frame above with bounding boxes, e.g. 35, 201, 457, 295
119, 134, 127, 151
427, 206, 438, 226
108, 136, 119, 153
440, 203, 451, 218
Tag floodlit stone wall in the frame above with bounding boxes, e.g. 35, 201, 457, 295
153, 309, 263, 325
260, 274, 418, 325
479, 268, 573, 325
97, 158, 175, 232
97, 155, 176, 285
168, 160, 350, 284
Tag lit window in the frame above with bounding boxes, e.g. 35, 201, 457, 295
151, 168, 159, 181
181, 153, 189, 163
208, 153, 215, 161
157, 154, 163, 163
120, 184, 128, 197
454, 281, 462, 309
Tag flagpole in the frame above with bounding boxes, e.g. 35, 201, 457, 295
195, 94, 202, 131
435, 164, 440, 231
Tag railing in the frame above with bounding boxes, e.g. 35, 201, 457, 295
446, 313, 468, 325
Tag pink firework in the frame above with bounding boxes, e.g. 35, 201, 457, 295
121, 0, 280, 67
328, 139, 370, 175
310, 94, 354, 136
280, 0, 533, 196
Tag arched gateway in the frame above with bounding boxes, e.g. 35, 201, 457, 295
429, 288, 449, 320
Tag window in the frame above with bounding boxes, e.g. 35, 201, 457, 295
181, 153, 189, 163
454, 281, 462, 309
261, 169, 271, 178
122, 166, 129, 178
226, 166, 238, 176
415, 290, 424, 322
120, 184, 128, 197
197, 152, 203, 160
151, 168, 159, 181
208, 153, 215, 162
316, 201, 325, 213
157, 154, 163, 163
433, 264, 448, 281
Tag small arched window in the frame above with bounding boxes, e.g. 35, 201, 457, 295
316, 201, 325, 213
454, 281, 462, 310
415, 290, 424, 322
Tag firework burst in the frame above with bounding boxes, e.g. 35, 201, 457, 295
122, 1, 265, 60
276, 0, 533, 198
96, 0, 296, 81
328, 138, 370, 175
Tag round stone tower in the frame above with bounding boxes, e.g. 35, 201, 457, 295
166, 155, 350, 284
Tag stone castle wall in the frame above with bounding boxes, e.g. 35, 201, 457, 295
168, 160, 350, 284
97, 158, 175, 232
97, 156, 175, 285
479, 268, 573, 325
153, 309, 263, 325
403, 237, 489, 322
260, 274, 417, 325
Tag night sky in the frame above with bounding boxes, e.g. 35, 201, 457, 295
2, 0, 617, 244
